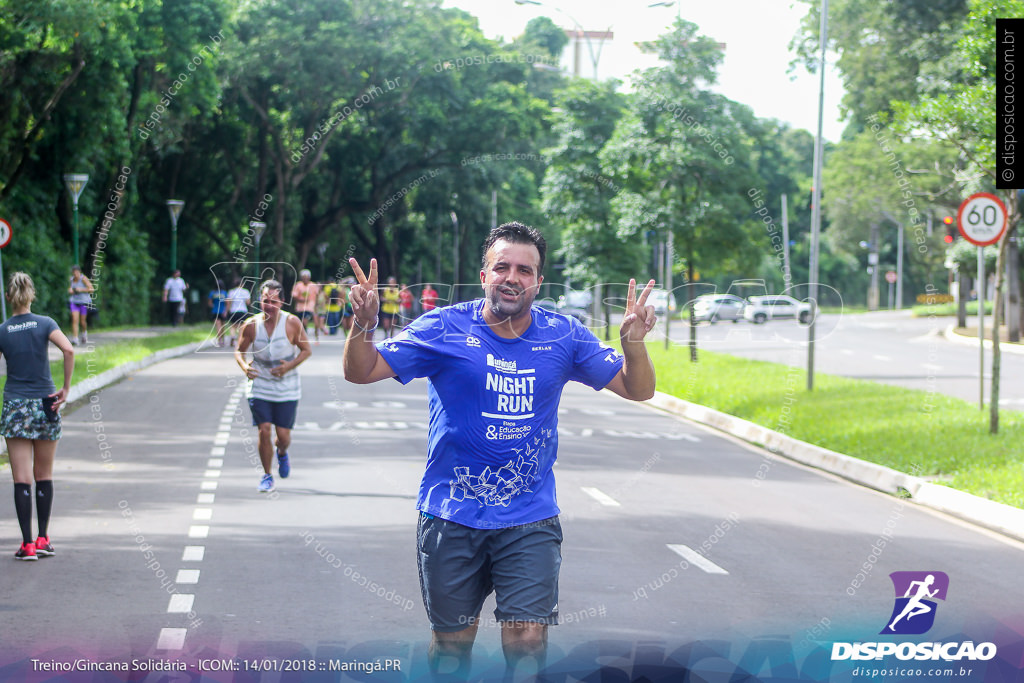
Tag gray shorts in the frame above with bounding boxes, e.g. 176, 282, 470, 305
416, 513, 562, 632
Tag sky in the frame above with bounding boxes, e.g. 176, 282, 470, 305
440, 0, 847, 142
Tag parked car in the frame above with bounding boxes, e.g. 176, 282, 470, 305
692, 294, 746, 323
743, 295, 813, 324
556, 290, 592, 322
648, 288, 677, 317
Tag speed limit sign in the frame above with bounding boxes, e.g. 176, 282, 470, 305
957, 193, 1007, 247
0, 218, 10, 249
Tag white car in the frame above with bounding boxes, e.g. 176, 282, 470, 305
743, 295, 813, 324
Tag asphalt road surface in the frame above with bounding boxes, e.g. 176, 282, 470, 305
1, 338, 1022, 681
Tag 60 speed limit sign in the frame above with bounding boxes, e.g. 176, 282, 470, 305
957, 193, 1007, 247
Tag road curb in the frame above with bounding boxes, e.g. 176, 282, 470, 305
943, 323, 1024, 354
643, 390, 1024, 544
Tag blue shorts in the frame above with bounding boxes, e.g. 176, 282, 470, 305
416, 513, 562, 632
248, 398, 298, 429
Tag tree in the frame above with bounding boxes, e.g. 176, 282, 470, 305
601, 20, 764, 359
894, 0, 1024, 433
791, 0, 969, 136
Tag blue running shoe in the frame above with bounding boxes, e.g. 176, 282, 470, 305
258, 473, 275, 493
277, 452, 290, 478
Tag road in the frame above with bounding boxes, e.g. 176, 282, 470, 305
1, 339, 1022, 681
663, 310, 1024, 408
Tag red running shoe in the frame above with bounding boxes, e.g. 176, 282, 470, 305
14, 542, 37, 561
34, 537, 54, 557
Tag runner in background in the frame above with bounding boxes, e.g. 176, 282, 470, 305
234, 280, 311, 492
420, 283, 439, 316
208, 281, 228, 347
225, 277, 252, 347
379, 276, 400, 338
67, 265, 94, 346
291, 269, 320, 342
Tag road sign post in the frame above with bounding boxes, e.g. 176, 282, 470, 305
957, 193, 1008, 411
0, 218, 12, 321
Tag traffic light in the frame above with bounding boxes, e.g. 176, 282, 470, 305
943, 215, 955, 243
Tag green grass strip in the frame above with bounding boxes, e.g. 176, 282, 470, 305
637, 342, 1024, 510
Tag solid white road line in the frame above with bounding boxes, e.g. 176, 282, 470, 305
666, 544, 729, 575
581, 487, 621, 507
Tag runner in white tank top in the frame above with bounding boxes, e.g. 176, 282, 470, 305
234, 280, 311, 492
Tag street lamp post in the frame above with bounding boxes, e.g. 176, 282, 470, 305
450, 210, 460, 303
317, 241, 329, 282
63, 173, 89, 264
166, 200, 185, 272
250, 221, 267, 281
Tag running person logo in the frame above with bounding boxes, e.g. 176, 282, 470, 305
881, 571, 949, 635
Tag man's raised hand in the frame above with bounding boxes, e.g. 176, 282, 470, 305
348, 257, 380, 327
621, 278, 657, 344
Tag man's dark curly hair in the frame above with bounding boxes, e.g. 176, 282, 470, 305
480, 221, 547, 275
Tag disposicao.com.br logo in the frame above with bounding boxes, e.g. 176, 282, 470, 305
831, 571, 997, 662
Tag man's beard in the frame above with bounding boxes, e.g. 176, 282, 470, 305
486, 283, 533, 320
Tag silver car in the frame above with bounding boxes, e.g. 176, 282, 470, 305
692, 294, 746, 323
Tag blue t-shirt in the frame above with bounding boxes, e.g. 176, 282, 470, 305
377, 299, 624, 529
209, 289, 227, 315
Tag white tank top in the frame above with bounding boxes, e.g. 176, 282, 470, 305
247, 311, 301, 401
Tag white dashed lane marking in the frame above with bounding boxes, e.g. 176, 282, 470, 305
581, 487, 622, 507
182, 546, 205, 562
156, 628, 187, 650
157, 384, 244, 651
667, 544, 729, 575
167, 594, 195, 613
176, 570, 201, 584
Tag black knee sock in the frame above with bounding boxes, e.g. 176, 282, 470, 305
14, 483, 33, 544
35, 480, 53, 539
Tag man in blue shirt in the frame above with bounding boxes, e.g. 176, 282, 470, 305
344, 222, 656, 677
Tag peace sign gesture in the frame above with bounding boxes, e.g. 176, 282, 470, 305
621, 278, 657, 344
348, 257, 380, 328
